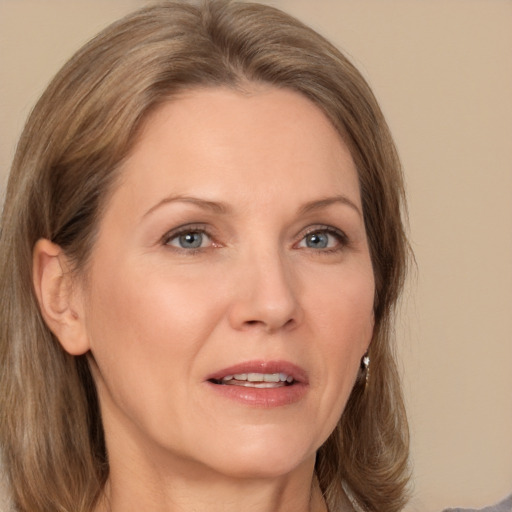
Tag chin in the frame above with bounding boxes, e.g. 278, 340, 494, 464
194, 428, 320, 480
213, 453, 315, 481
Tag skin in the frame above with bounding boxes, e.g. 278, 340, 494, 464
35, 86, 375, 512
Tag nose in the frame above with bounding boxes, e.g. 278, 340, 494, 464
227, 249, 302, 334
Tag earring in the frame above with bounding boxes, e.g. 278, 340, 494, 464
360, 353, 370, 390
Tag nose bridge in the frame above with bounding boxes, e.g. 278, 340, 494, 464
228, 241, 301, 333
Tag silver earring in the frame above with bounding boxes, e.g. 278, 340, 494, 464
361, 354, 370, 390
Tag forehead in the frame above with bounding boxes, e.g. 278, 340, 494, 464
109, 86, 361, 216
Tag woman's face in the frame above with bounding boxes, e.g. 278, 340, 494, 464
77, 86, 375, 479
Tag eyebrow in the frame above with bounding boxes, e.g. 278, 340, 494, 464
143, 193, 362, 219
298, 195, 363, 218
143, 195, 231, 218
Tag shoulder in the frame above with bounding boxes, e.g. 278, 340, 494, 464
443, 494, 512, 512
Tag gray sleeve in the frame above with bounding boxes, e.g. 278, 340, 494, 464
443, 494, 512, 512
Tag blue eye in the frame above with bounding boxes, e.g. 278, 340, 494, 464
165, 230, 210, 249
298, 228, 347, 250
304, 232, 329, 249
177, 232, 204, 249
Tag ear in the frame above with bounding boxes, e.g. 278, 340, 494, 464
32, 238, 90, 355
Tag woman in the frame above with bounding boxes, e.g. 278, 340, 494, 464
0, 1, 410, 511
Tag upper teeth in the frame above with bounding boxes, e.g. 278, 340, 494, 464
222, 373, 294, 383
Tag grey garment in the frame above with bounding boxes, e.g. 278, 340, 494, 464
443, 494, 512, 512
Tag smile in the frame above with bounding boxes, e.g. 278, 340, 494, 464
211, 373, 295, 388
205, 361, 307, 407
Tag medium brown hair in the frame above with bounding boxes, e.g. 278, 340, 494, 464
0, 1, 410, 510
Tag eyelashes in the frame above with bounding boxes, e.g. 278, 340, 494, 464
162, 223, 349, 254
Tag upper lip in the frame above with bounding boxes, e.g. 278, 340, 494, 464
206, 360, 308, 384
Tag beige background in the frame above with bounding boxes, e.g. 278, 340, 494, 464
1, 1, 511, 511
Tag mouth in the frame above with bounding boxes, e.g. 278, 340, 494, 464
205, 360, 307, 407
209, 372, 295, 388
205, 360, 307, 403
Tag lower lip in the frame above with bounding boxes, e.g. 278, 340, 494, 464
205, 381, 308, 408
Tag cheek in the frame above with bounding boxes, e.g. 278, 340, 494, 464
310, 261, 375, 345
307, 264, 374, 404
86, 252, 216, 336
84, 260, 219, 372
82, 260, 226, 443
83, 255, 249, 436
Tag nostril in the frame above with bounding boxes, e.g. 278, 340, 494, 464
242, 320, 266, 330
242, 317, 296, 332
